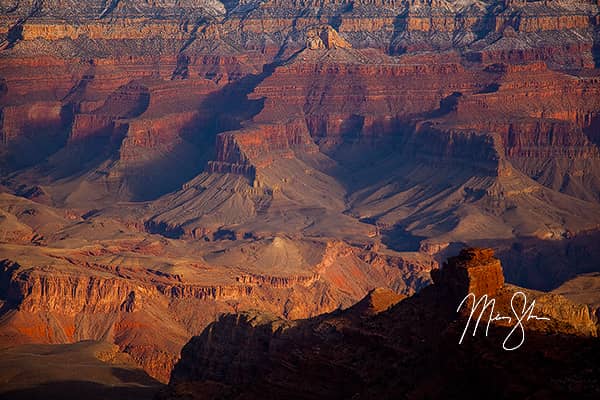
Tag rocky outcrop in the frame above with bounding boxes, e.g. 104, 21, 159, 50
209, 119, 319, 180
431, 247, 504, 299
162, 248, 599, 399
306, 25, 352, 50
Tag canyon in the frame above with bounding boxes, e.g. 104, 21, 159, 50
0, 0, 600, 397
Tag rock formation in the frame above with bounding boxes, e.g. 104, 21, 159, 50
306, 25, 352, 50
160, 248, 599, 399
431, 247, 505, 299
0, 199, 434, 382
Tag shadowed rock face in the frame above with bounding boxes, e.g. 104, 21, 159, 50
306, 25, 352, 50
0, 341, 162, 400
161, 248, 599, 400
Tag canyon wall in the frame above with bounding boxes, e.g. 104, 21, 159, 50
0, 234, 435, 382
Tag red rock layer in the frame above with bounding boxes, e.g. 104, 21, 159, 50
0, 240, 435, 382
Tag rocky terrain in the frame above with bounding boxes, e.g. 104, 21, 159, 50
0, 198, 433, 381
159, 248, 600, 399
1, 0, 600, 395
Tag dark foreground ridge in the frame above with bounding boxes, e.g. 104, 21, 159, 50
160, 248, 599, 400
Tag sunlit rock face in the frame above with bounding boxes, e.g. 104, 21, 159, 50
431, 247, 505, 299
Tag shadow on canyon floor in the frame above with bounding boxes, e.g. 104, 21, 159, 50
470, 230, 600, 291
0, 379, 160, 400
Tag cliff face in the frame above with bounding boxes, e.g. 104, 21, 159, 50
182, 40, 600, 247
3, 15, 596, 301
212, 119, 318, 174
161, 248, 599, 399
0, 228, 434, 382
3, 0, 596, 51
2, 1, 600, 207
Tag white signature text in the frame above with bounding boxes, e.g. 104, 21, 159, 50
457, 291, 550, 351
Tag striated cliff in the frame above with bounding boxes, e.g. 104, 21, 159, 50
2, 1, 600, 207
0, 222, 434, 381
